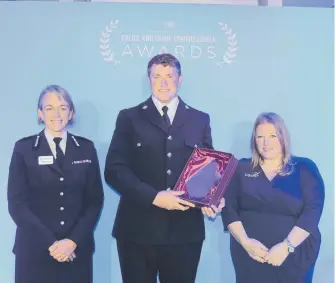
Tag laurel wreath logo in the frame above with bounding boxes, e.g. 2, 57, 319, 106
100, 20, 120, 65
217, 22, 238, 67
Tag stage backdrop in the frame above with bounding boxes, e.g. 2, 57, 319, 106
0, 3, 333, 283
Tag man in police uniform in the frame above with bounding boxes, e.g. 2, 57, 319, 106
7, 85, 104, 283
105, 54, 217, 283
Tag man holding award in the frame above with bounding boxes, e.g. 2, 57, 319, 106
104, 53, 227, 283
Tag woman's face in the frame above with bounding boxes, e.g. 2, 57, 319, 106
255, 123, 282, 161
38, 92, 73, 135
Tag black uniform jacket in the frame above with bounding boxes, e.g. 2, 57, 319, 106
105, 97, 213, 245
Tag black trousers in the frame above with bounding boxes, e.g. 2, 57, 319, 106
15, 254, 92, 283
117, 241, 203, 283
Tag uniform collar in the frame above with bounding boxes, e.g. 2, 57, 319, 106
151, 95, 179, 115
44, 129, 68, 145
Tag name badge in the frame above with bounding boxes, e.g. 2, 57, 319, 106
38, 156, 54, 165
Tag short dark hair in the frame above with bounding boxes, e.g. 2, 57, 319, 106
147, 53, 182, 77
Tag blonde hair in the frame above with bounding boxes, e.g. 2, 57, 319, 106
37, 85, 75, 125
250, 112, 294, 175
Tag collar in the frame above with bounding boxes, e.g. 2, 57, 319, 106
44, 129, 68, 145
151, 95, 179, 115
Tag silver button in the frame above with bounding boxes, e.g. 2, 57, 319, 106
167, 152, 172, 158
167, 187, 171, 191
194, 144, 198, 148
167, 169, 171, 175
60, 177, 64, 181
137, 142, 141, 147
60, 221, 65, 225
60, 207, 64, 211
167, 135, 172, 140
60, 192, 64, 196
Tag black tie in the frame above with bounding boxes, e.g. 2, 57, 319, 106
53, 137, 64, 167
162, 106, 171, 127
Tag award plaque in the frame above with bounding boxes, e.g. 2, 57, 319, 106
173, 148, 238, 208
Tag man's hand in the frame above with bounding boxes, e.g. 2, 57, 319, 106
49, 239, 77, 262
201, 198, 225, 218
153, 191, 195, 211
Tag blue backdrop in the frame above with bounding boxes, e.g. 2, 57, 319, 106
0, 3, 333, 283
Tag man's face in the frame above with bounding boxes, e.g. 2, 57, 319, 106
148, 64, 182, 104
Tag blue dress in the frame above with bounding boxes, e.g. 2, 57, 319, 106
221, 157, 325, 283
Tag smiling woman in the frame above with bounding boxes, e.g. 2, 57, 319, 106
37, 85, 75, 134
221, 112, 325, 283
7, 85, 104, 283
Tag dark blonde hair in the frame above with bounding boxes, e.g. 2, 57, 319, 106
250, 112, 294, 175
37, 85, 75, 124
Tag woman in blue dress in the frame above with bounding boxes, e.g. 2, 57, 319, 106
222, 112, 325, 283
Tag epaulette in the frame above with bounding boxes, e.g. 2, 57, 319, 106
70, 135, 92, 147
18, 134, 36, 142
28, 134, 41, 150
17, 134, 40, 149
139, 101, 148, 110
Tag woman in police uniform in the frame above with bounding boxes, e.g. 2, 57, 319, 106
7, 85, 104, 283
